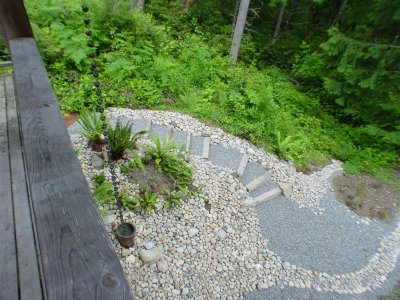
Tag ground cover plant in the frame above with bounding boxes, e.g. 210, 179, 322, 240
20, 0, 399, 181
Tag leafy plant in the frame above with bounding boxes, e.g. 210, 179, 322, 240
143, 136, 192, 191
78, 110, 105, 151
120, 151, 146, 173
121, 186, 158, 213
92, 182, 115, 204
108, 121, 146, 160
94, 173, 106, 186
164, 188, 190, 209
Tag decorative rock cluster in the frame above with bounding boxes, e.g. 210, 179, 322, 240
69, 109, 400, 298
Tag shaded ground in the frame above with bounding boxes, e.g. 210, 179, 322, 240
127, 162, 175, 193
63, 112, 79, 127
333, 173, 400, 222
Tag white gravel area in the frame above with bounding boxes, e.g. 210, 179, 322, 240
68, 108, 400, 299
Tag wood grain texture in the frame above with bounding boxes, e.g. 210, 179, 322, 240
5, 75, 44, 300
0, 0, 33, 50
0, 76, 19, 300
10, 38, 132, 300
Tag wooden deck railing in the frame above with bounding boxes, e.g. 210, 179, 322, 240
0, 1, 133, 299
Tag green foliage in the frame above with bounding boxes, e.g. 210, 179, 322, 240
94, 173, 106, 186
78, 110, 104, 143
120, 151, 147, 173
108, 121, 145, 160
26, 0, 400, 179
164, 188, 191, 210
122, 186, 158, 213
143, 136, 193, 191
92, 181, 115, 204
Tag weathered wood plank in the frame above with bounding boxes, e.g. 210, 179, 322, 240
5, 75, 43, 300
0, 76, 19, 299
0, 0, 33, 50
10, 38, 132, 300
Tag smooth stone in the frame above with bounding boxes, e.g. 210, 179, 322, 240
91, 152, 105, 170
172, 289, 181, 296
103, 214, 116, 225
139, 247, 162, 265
145, 241, 155, 250
188, 227, 199, 237
176, 247, 184, 253
278, 182, 293, 197
157, 260, 169, 273
126, 255, 136, 264
182, 287, 189, 295
217, 229, 227, 239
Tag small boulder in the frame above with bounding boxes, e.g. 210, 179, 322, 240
157, 260, 168, 273
139, 247, 162, 265
278, 182, 293, 197
91, 152, 105, 170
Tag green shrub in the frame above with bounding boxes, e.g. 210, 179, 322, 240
78, 110, 105, 150
122, 186, 158, 213
92, 181, 115, 204
143, 136, 193, 191
108, 121, 145, 160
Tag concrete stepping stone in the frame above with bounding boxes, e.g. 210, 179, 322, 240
208, 144, 243, 171
170, 130, 188, 147
185, 132, 191, 152
150, 124, 170, 140
250, 180, 279, 198
237, 154, 249, 176
189, 136, 204, 156
202, 137, 210, 159
241, 162, 266, 186
251, 187, 282, 206
246, 172, 271, 192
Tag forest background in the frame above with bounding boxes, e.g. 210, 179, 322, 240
0, 0, 399, 180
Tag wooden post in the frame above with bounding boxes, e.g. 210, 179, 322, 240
230, 0, 250, 66
0, 0, 33, 50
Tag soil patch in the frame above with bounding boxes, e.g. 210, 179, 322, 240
127, 162, 175, 193
63, 112, 79, 127
333, 173, 400, 222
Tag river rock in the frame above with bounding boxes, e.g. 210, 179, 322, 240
139, 247, 162, 265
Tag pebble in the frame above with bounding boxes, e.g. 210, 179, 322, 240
188, 227, 199, 237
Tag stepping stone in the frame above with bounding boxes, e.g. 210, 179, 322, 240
241, 162, 266, 186
252, 187, 282, 206
246, 172, 271, 192
166, 126, 173, 139
237, 154, 249, 176
208, 144, 242, 171
145, 119, 152, 138
151, 124, 170, 140
189, 136, 204, 156
250, 180, 279, 198
185, 131, 191, 152
170, 130, 187, 147
202, 137, 210, 159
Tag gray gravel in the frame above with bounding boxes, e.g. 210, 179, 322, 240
241, 162, 266, 186
246, 257, 400, 300
255, 191, 395, 274
190, 136, 205, 156
208, 144, 243, 172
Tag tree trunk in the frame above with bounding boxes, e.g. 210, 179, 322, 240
331, 0, 349, 26
131, 0, 145, 11
230, 0, 251, 66
182, 0, 198, 11
272, 4, 286, 46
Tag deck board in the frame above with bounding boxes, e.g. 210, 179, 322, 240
0, 76, 19, 299
9, 38, 132, 299
5, 75, 44, 300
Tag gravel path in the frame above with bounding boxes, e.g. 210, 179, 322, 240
68, 108, 400, 299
